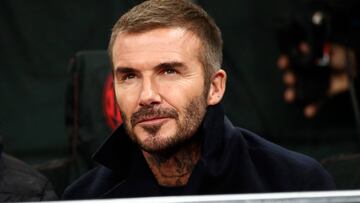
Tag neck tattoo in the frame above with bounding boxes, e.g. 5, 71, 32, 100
143, 141, 201, 187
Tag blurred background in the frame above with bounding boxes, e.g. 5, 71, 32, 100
0, 0, 359, 196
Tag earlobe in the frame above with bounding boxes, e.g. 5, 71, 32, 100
207, 69, 227, 105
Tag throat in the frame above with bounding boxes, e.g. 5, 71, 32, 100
142, 141, 201, 187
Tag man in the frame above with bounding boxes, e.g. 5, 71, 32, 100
63, 0, 335, 199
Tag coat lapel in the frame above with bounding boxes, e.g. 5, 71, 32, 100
93, 103, 245, 197
100, 146, 162, 198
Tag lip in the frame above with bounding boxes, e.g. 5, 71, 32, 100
136, 117, 170, 125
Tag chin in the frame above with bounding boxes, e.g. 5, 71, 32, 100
130, 120, 191, 154
139, 131, 181, 154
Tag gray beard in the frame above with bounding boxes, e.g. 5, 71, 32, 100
121, 95, 207, 155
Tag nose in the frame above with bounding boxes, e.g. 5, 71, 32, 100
139, 78, 161, 106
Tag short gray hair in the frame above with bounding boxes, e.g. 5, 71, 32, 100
108, 0, 223, 82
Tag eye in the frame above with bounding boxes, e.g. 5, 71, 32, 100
123, 73, 136, 80
163, 68, 177, 75
157, 62, 183, 76
115, 69, 137, 83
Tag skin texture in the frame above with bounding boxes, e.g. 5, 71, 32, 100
112, 27, 226, 186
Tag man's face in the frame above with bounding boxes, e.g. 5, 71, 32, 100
112, 27, 209, 153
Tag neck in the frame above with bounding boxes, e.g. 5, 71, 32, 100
142, 141, 201, 187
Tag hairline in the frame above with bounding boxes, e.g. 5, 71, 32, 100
108, 26, 216, 84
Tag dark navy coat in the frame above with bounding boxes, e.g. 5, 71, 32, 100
63, 104, 335, 200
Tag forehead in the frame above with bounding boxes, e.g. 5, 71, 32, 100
112, 27, 202, 68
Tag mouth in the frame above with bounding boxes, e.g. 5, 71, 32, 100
136, 116, 170, 126
131, 107, 179, 128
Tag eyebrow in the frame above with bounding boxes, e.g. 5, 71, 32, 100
114, 67, 136, 74
114, 61, 185, 74
154, 61, 184, 70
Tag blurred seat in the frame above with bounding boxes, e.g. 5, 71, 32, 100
35, 50, 121, 196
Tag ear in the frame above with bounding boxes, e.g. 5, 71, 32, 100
207, 69, 227, 105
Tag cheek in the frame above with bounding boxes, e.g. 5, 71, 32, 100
158, 79, 204, 108
115, 86, 139, 121
158, 81, 184, 98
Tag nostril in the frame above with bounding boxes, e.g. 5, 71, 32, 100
139, 98, 161, 106
139, 91, 161, 106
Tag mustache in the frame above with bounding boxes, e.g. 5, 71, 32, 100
130, 106, 178, 126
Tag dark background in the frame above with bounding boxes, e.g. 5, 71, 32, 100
0, 0, 359, 193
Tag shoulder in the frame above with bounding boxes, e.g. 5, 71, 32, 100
62, 165, 123, 200
224, 123, 335, 190
236, 127, 317, 166
0, 153, 58, 201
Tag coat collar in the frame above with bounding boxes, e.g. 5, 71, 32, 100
93, 103, 226, 173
